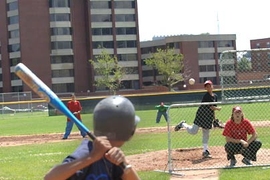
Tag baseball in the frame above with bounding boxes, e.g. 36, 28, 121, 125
189, 78, 195, 85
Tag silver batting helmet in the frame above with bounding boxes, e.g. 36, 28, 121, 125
93, 95, 140, 141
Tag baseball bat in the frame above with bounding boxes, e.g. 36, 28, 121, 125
14, 63, 129, 170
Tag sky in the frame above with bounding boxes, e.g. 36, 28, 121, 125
137, 0, 270, 50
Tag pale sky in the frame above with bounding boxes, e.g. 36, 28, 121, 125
137, 0, 270, 50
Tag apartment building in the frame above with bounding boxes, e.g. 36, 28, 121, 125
140, 34, 236, 89
0, 0, 141, 94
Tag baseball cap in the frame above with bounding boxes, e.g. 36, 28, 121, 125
232, 106, 242, 113
204, 80, 213, 87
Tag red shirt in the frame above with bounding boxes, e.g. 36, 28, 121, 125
67, 100, 82, 121
222, 118, 255, 141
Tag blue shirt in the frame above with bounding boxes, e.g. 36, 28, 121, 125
63, 139, 123, 180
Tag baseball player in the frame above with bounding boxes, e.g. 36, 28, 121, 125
223, 106, 262, 167
155, 102, 169, 123
174, 80, 221, 158
44, 95, 141, 180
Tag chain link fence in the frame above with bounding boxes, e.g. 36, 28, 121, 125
0, 92, 48, 119
166, 49, 270, 175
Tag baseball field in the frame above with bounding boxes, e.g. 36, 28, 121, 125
0, 105, 270, 179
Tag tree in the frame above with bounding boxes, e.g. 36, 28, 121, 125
89, 50, 125, 95
144, 48, 184, 91
237, 57, 252, 72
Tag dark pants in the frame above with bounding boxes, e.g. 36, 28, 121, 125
225, 140, 262, 161
156, 111, 168, 123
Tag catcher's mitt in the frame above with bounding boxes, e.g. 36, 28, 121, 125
213, 119, 224, 129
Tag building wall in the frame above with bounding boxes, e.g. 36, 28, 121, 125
140, 34, 236, 90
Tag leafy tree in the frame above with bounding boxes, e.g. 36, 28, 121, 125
89, 50, 125, 95
144, 48, 184, 91
237, 57, 252, 72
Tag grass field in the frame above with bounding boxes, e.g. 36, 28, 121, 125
0, 102, 270, 179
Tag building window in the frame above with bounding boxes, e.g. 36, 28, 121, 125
12, 86, 23, 92
52, 83, 74, 93
117, 54, 137, 61
8, 16, 19, 25
51, 41, 72, 49
256, 43, 260, 48
114, 1, 135, 8
116, 27, 136, 35
51, 55, 73, 63
8, 44, 20, 52
52, 69, 74, 77
7, 1, 18, 11
267, 42, 270, 48
117, 41, 136, 48
92, 28, 113, 35
217, 40, 233, 47
198, 53, 214, 60
49, 0, 70, 7
50, 13, 70, 21
90, 1, 111, 9
115, 14, 135, 22
10, 58, 21, 66
124, 67, 138, 74
91, 14, 111, 22
11, 72, 20, 80
9, 29, 20, 38
92, 41, 114, 49
51, 27, 72, 35
198, 41, 214, 48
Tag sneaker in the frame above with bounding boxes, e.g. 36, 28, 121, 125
230, 159, 237, 167
62, 137, 67, 140
242, 158, 252, 165
202, 150, 212, 158
174, 120, 186, 131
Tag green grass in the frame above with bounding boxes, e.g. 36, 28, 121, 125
0, 102, 270, 179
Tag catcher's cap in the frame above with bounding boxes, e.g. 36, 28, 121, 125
93, 95, 140, 141
204, 80, 213, 87
232, 106, 242, 113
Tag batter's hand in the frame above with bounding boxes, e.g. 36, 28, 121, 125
105, 147, 127, 166
90, 136, 112, 160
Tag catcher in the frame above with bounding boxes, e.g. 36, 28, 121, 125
44, 95, 141, 180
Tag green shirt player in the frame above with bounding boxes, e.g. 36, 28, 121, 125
155, 102, 169, 123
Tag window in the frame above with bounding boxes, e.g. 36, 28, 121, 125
116, 27, 136, 35
256, 43, 260, 48
50, 13, 70, 21
115, 14, 135, 22
117, 54, 137, 61
11, 72, 20, 80
124, 67, 138, 74
9, 29, 20, 38
267, 42, 270, 48
52, 69, 74, 77
114, 1, 135, 8
198, 41, 214, 48
141, 47, 152, 54
51, 41, 72, 49
92, 41, 114, 49
90, 1, 111, 9
51, 55, 73, 63
51, 27, 72, 35
12, 86, 23, 92
142, 70, 154, 77
49, 0, 70, 7
10, 58, 21, 66
220, 64, 235, 71
218, 40, 233, 47
198, 53, 214, 60
7, 1, 18, 11
8, 16, 19, 25
117, 41, 136, 48
167, 42, 180, 49
91, 14, 111, 22
92, 28, 113, 35
52, 83, 74, 93
8, 44, 20, 52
